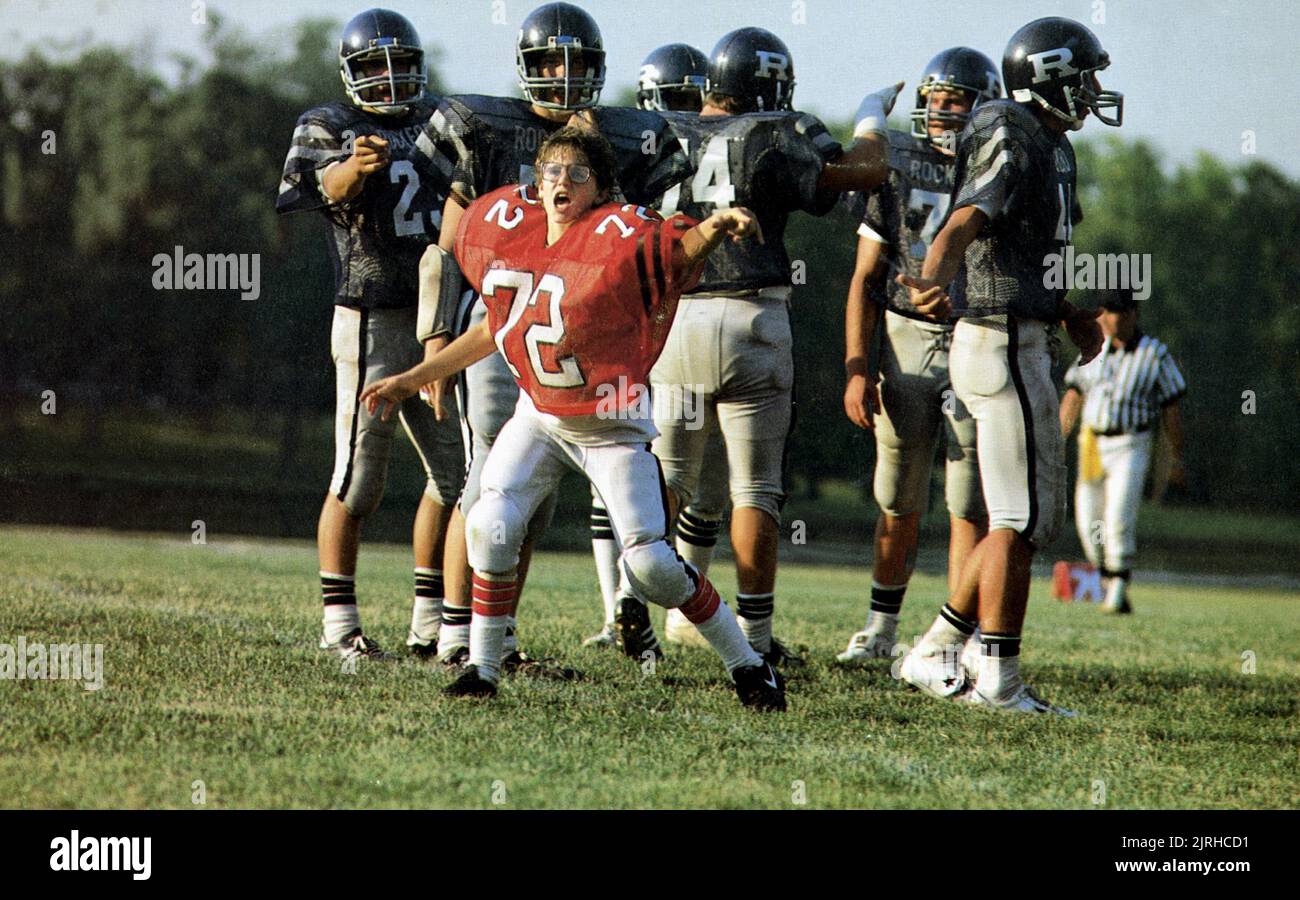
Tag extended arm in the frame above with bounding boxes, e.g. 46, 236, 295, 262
679, 207, 762, 268
896, 205, 987, 320
844, 235, 888, 429
361, 318, 497, 421
1060, 387, 1084, 438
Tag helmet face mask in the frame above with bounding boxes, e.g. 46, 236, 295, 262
517, 3, 607, 110
339, 9, 427, 116
1003, 17, 1123, 130
909, 47, 1002, 149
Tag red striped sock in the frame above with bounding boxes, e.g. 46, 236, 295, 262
678, 575, 722, 624
470, 573, 518, 680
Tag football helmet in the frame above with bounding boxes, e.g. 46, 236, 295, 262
338, 8, 427, 115
637, 43, 708, 112
517, 2, 606, 110
705, 27, 795, 112
1003, 17, 1123, 130
910, 47, 1002, 145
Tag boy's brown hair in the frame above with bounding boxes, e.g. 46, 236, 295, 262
534, 125, 620, 196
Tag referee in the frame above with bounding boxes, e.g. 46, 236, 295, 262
1060, 289, 1187, 613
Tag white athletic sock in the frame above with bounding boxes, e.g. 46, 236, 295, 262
591, 538, 621, 627
1105, 575, 1129, 608
736, 592, 774, 652
678, 577, 761, 672
322, 603, 361, 645
503, 615, 519, 653
976, 634, 1022, 701
917, 604, 976, 656
675, 509, 721, 579
409, 568, 443, 643
695, 602, 762, 673
864, 610, 899, 637
439, 607, 470, 652
321, 571, 360, 645
469, 573, 516, 682
469, 613, 508, 683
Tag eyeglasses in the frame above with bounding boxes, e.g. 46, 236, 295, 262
539, 162, 593, 184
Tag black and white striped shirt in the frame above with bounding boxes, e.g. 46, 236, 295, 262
1064, 332, 1186, 435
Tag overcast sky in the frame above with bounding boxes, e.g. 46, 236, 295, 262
4, 0, 1296, 176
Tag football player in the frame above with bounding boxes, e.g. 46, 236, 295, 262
275, 8, 464, 664
408, 2, 690, 675
362, 127, 786, 709
619, 26, 900, 667
583, 42, 715, 650
836, 48, 1001, 665
896, 17, 1116, 714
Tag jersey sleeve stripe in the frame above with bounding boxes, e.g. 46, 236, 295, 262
634, 233, 653, 313
650, 220, 666, 301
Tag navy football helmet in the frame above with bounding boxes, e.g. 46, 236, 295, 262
637, 43, 708, 112
1003, 17, 1122, 129
517, 2, 607, 110
706, 27, 795, 112
910, 47, 1002, 146
338, 8, 427, 115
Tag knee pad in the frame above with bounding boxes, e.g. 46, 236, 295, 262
620, 541, 693, 609
465, 491, 528, 575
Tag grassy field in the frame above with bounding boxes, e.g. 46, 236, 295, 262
2, 525, 1296, 810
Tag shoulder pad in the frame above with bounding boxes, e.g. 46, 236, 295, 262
298, 100, 364, 135
591, 106, 672, 144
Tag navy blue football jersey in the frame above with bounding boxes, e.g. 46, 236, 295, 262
948, 99, 1082, 322
276, 99, 449, 309
858, 129, 957, 320
412, 94, 688, 206
657, 110, 842, 295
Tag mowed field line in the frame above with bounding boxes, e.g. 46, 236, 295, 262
1, 525, 1296, 809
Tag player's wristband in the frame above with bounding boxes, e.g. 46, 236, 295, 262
852, 84, 902, 139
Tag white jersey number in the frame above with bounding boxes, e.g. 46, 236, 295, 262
482, 270, 583, 388
658, 135, 735, 215
906, 188, 950, 260
389, 160, 441, 237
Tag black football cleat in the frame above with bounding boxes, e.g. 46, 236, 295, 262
501, 649, 582, 681
733, 661, 787, 712
406, 630, 439, 659
443, 665, 498, 698
614, 596, 663, 661
437, 644, 470, 671
760, 637, 807, 669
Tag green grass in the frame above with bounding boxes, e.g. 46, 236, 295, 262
1, 525, 1297, 810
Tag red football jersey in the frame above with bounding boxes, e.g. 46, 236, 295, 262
455, 184, 700, 416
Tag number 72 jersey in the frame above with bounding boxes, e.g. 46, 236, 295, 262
276, 99, 449, 309
454, 185, 700, 417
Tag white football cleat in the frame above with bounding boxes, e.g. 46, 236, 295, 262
960, 630, 982, 680
836, 629, 898, 664
898, 644, 969, 699
664, 607, 710, 648
967, 683, 1078, 717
